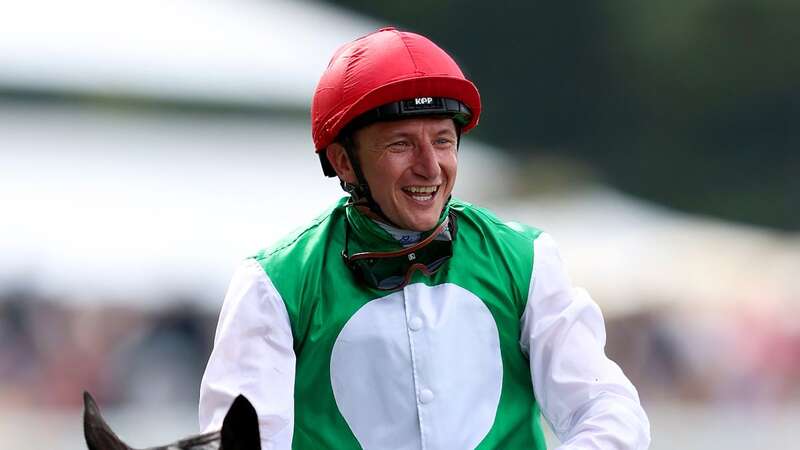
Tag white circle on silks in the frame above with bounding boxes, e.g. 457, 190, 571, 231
330, 283, 503, 450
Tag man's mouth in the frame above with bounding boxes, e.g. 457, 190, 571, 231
402, 185, 439, 202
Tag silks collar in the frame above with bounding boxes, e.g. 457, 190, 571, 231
344, 197, 453, 253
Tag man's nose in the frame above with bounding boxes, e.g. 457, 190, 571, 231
412, 142, 441, 179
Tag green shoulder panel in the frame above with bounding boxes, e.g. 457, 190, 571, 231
251, 197, 350, 351
448, 198, 543, 315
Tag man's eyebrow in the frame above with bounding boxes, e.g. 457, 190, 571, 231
384, 131, 412, 139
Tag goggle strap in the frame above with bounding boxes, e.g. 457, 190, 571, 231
346, 215, 450, 262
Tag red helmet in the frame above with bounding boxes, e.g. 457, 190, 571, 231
311, 27, 481, 158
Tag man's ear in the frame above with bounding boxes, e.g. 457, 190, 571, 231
325, 143, 358, 185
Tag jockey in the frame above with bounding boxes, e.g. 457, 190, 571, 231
199, 27, 651, 449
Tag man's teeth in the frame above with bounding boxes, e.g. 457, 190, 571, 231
404, 186, 438, 201
405, 186, 438, 194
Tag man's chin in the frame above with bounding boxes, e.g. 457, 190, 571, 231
399, 213, 442, 232
387, 197, 446, 231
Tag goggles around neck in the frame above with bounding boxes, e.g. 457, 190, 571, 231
342, 212, 457, 291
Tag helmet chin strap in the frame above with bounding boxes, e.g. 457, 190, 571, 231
341, 144, 399, 227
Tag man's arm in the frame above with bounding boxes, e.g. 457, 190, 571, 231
199, 258, 295, 449
520, 233, 651, 449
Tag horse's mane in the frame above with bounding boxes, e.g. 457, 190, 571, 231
167, 430, 221, 450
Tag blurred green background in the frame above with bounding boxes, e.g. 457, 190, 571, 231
330, 0, 799, 229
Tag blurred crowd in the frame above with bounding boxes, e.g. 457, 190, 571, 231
0, 290, 215, 410
1, 289, 799, 411
607, 307, 800, 406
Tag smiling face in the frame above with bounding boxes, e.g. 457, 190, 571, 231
347, 116, 458, 231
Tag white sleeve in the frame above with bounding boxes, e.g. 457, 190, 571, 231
199, 258, 295, 450
520, 233, 651, 450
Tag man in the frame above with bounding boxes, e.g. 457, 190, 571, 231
199, 27, 650, 449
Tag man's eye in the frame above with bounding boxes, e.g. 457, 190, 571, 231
435, 138, 455, 146
387, 141, 411, 151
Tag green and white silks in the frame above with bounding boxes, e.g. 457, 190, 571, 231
199, 197, 651, 450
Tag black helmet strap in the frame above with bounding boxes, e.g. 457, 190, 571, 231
339, 134, 396, 225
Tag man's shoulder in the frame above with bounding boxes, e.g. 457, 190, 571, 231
451, 198, 543, 244
251, 197, 346, 266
